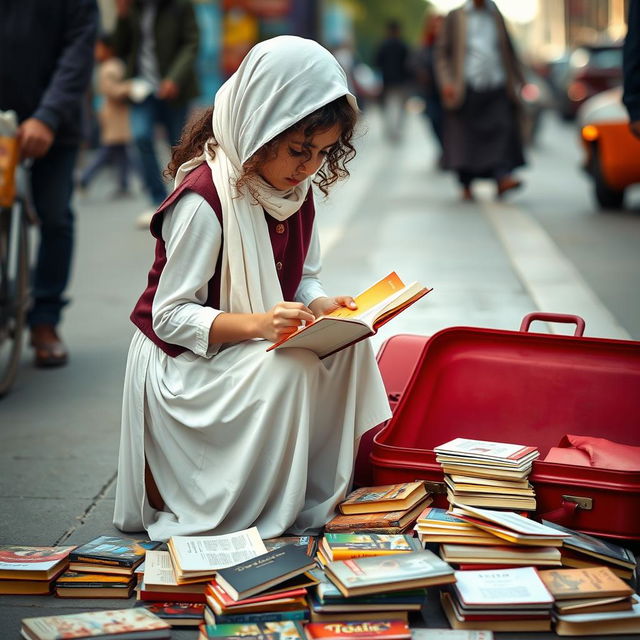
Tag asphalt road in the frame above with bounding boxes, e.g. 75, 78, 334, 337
0, 107, 638, 638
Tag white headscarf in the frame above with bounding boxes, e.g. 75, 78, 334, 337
174, 36, 358, 314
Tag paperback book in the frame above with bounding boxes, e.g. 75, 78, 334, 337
267, 272, 431, 358
0, 545, 75, 581
538, 566, 634, 600
339, 482, 428, 515
216, 544, 316, 600
320, 534, 422, 561
20, 608, 171, 640
198, 620, 306, 640
54, 570, 135, 598
304, 619, 411, 640
325, 550, 455, 597
68, 536, 161, 575
134, 601, 205, 627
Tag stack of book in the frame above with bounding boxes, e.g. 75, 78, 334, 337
541, 520, 638, 579
440, 567, 554, 632
0, 545, 74, 595
414, 508, 502, 546
539, 566, 636, 616
439, 504, 568, 570
553, 600, 640, 636
53, 536, 161, 599
434, 438, 539, 511
136, 549, 207, 604
324, 549, 456, 598
308, 566, 427, 623
203, 543, 317, 625
324, 482, 433, 534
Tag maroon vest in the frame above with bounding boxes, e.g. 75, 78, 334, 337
130, 163, 316, 356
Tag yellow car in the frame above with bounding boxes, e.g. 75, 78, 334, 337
578, 87, 640, 209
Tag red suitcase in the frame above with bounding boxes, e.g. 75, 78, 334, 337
369, 313, 640, 541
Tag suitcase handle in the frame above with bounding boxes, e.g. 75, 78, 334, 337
520, 313, 585, 337
538, 498, 580, 526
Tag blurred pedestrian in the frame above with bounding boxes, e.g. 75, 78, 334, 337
0, 0, 98, 367
79, 34, 135, 198
623, 0, 640, 139
413, 13, 445, 164
374, 20, 411, 143
113, 0, 200, 227
435, 0, 525, 201
113, 37, 390, 541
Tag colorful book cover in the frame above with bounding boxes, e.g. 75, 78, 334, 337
417, 508, 469, 526
209, 610, 309, 624
20, 608, 170, 638
322, 534, 421, 560
69, 536, 161, 568
434, 438, 538, 462
304, 619, 411, 640
326, 550, 454, 594
0, 545, 74, 578
201, 620, 305, 640
341, 483, 424, 507
55, 570, 134, 587
325, 498, 431, 533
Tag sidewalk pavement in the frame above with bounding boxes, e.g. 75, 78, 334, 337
0, 108, 636, 638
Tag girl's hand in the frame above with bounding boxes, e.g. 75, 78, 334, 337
260, 302, 315, 342
309, 296, 357, 318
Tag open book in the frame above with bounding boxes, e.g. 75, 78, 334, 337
267, 272, 431, 359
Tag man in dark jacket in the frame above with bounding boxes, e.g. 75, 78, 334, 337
623, 0, 640, 139
0, 0, 98, 366
114, 0, 199, 225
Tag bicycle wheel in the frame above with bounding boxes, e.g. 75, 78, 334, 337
0, 199, 29, 396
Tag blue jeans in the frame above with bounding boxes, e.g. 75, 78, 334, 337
130, 96, 188, 205
27, 144, 78, 327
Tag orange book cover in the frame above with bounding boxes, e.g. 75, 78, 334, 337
538, 566, 634, 600
304, 619, 411, 640
267, 272, 431, 359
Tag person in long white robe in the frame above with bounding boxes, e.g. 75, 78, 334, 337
113, 36, 392, 543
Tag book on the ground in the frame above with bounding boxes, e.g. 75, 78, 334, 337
556, 595, 636, 615
267, 272, 431, 359
203, 607, 309, 626
304, 619, 411, 640
452, 567, 554, 608
137, 579, 206, 603
264, 536, 318, 557
206, 580, 308, 616
325, 497, 431, 533
143, 550, 179, 587
216, 544, 316, 601
554, 599, 640, 636
320, 534, 421, 561
168, 527, 267, 583
541, 520, 637, 570
134, 601, 205, 627
54, 570, 135, 598
411, 631, 494, 640
538, 566, 634, 601
325, 549, 455, 597
20, 608, 171, 640
68, 536, 161, 575
339, 482, 428, 515
198, 620, 306, 640
416, 507, 475, 530
440, 543, 561, 567
440, 591, 551, 632
0, 545, 74, 581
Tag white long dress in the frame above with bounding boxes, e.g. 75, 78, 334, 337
113, 193, 392, 542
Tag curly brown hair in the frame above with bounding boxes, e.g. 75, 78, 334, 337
166, 96, 357, 196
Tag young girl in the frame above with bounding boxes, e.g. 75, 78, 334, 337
113, 36, 391, 542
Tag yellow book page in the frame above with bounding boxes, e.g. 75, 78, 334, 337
327, 271, 405, 319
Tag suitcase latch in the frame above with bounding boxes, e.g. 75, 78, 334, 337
562, 495, 593, 510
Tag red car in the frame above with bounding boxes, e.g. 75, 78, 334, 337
559, 43, 623, 119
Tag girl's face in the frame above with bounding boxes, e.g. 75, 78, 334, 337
258, 124, 342, 191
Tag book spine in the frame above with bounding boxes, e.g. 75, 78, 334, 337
331, 549, 408, 561
68, 555, 132, 567
212, 609, 309, 623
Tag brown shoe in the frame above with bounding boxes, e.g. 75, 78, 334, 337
30, 324, 68, 368
496, 176, 523, 198
461, 186, 474, 201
